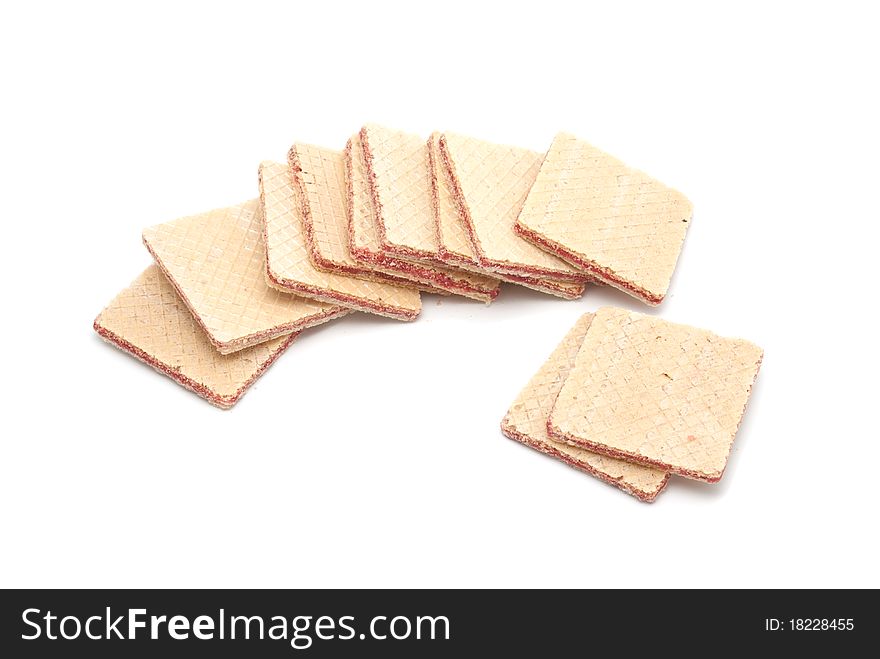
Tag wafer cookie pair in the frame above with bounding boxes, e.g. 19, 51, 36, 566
94, 265, 300, 409
502, 307, 762, 501
95, 200, 355, 408
430, 128, 692, 304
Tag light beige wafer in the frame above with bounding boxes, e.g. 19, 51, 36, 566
259, 158, 422, 320
515, 132, 693, 305
359, 123, 439, 261
427, 132, 586, 301
291, 141, 439, 292
142, 200, 348, 354
548, 307, 763, 483
439, 132, 587, 283
501, 313, 669, 502
94, 265, 295, 409
345, 132, 501, 302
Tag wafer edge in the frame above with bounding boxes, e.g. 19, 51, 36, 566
141, 233, 342, 353
93, 318, 297, 409
501, 418, 668, 502
514, 222, 665, 305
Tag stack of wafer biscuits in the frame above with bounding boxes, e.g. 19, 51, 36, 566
502, 307, 763, 501
95, 125, 702, 415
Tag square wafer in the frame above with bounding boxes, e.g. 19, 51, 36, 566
259, 158, 422, 321
515, 133, 693, 305
502, 313, 669, 502
439, 132, 588, 283
358, 123, 439, 262
548, 307, 763, 482
346, 131, 501, 302
142, 200, 349, 354
428, 132, 586, 300
94, 265, 294, 409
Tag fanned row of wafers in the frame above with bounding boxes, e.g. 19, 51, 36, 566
94, 125, 699, 419
92, 125, 763, 500
502, 307, 763, 501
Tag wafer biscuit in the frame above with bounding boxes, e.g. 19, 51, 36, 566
345, 133, 501, 302
501, 313, 669, 502
427, 133, 586, 300
515, 133, 693, 305
548, 307, 763, 482
359, 123, 439, 261
142, 200, 348, 354
94, 266, 294, 409
259, 158, 422, 321
439, 132, 588, 283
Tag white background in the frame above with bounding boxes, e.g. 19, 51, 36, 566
1, 1, 877, 589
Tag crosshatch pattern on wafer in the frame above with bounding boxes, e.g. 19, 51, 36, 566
345, 133, 501, 302
347, 133, 385, 258
440, 132, 587, 282
259, 157, 422, 320
94, 266, 296, 409
291, 142, 427, 290
97, 124, 756, 490
360, 124, 440, 260
428, 132, 477, 264
294, 142, 368, 271
142, 200, 347, 354
502, 313, 670, 502
549, 307, 763, 482
515, 132, 693, 305
428, 132, 586, 300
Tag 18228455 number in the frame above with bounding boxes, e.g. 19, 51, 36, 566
791, 618, 854, 631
